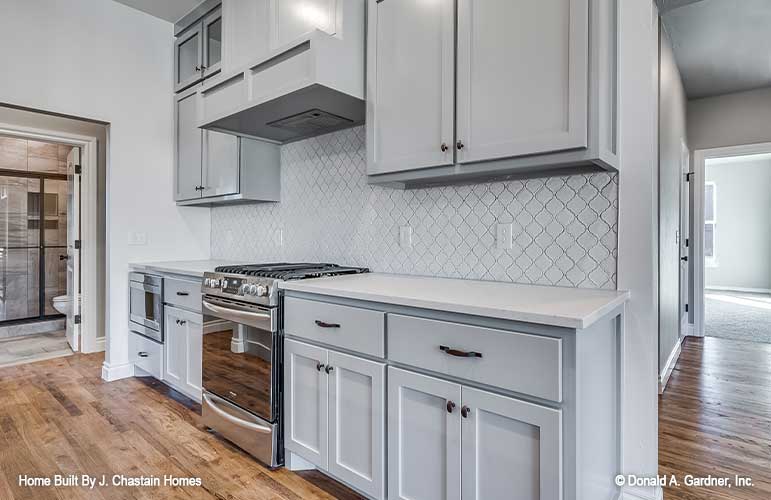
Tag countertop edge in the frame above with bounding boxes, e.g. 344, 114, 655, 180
280, 281, 630, 330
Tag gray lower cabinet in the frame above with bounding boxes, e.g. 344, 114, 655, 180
174, 88, 281, 206
285, 338, 386, 499
388, 367, 562, 500
387, 367, 461, 500
163, 305, 203, 402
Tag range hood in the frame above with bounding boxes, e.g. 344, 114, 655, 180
199, 28, 364, 144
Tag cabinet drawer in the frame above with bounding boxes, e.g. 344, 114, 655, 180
164, 277, 202, 312
284, 297, 385, 358
388, 314, 562, 402
130, 332, 163, 380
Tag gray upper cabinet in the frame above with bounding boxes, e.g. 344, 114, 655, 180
367, 0, 619, 187
456, 0, 588, 164
174, 5, 223, 93
366, 0, 455, 175
174, 89, 281, 206
175, 88, 203, 201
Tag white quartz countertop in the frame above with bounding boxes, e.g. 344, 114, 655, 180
280, 273, 629, 329
129, 260, 243, 278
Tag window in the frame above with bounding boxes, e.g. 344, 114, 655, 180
705, 181, 717, 267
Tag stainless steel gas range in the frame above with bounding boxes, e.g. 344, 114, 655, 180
200, 263, 368, 468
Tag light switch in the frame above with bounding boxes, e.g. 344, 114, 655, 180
496, 223, 513, 250
129, 232, 147, 246
399, 225, 413, 250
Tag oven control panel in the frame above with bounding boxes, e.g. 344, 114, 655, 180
202, 273, 275, 306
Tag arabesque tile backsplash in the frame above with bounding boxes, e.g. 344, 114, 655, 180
211, 127, 618, 289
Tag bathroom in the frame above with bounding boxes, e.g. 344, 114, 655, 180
0, 133, 79, 366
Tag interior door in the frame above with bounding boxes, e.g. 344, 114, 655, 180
366, 0, 455, 175
680, 140, 691, 335
456, 0, 589, 164
66, 147, 80, 351
388, 367, 461, 500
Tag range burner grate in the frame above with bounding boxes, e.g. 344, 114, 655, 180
214, 263, 369, 280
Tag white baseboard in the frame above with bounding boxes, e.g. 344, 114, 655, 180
93, 336, 105, 352
706, 285, 771, 294
101, 361, 134, 381
285, 452, 316, 471
659, 338, 682, 394
622, 485, 663, 500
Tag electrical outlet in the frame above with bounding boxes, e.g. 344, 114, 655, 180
496, 223, 513, 250
128, 232, 147, 246
399, 225, 413, 250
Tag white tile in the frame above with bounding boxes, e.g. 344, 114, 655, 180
210, 126, 619, 289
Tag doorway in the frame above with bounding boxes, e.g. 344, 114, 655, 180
693, 143, 771, 341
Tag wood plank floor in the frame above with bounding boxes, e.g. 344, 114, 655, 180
660, 336, 771, 500
0, 353, 363, 500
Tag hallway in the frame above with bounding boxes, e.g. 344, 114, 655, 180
659, 337, 771, 499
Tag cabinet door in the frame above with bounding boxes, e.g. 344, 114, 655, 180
388, 367, 461, 500
201, 131, 239, 198
202, 7, 223, 78
183, 312, 203, 401
456, 0, 588, 164
461, 387, 562, 500
328, 351, 385, 499
175, 90, 203, 201
285, 339, 329, 468
366, 0, 455, 175
163, 307, 186, 390
175, 23, 203, 92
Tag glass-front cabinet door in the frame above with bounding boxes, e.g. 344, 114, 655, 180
203, 7, 222, 77
174, 23, 203, 92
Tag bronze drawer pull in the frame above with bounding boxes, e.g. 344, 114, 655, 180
176, 291, 189, 296
315, 320, 340, 329
439, 345, 482, 358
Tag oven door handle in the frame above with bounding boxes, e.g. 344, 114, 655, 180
202, 299, 273, 329
203, 393, 272, 433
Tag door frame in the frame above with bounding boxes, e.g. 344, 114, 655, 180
0, 122, 100, 353
693, 141, 771, 337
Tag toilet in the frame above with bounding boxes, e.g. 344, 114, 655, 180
52, 295, 80, 316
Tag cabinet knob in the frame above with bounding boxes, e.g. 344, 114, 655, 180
441, 143, 449, 152
195, 65, 201, 72
461, 405, 471, 418
179, 320, 187, 326
456, 141, 465, 150
316, 362, 325, 372
446, 400, 456, 413
325, 365, 334, 374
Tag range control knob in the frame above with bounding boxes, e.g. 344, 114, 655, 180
204, 278, 211, 287
256, 285, 268, 297
249, 284, 258, 295
240, 284, 250, 295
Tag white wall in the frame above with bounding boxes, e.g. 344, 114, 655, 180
688, 87, 771, 151
658, 25, 687, 378
705, 157, 771, 291
617, 1, 661, 498
0, 0, 211, 378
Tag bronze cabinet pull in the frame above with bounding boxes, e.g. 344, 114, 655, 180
315, 320, 341, 329
446, 400, 456, 413
325, 365, 334, 374
461, 406, 471, 418
439, 345, 482, 358
316, 362, 325, 372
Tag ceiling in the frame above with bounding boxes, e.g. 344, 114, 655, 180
112, 0, 201, 23
661, 0, 771, 99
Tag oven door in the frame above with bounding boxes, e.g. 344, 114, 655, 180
202, 295, 278, 423
128, 273, 163, 341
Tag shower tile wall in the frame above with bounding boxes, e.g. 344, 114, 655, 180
0, 136, 70, 320
212, 127, 619, 289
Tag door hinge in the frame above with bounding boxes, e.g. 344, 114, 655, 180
74, 315, 81, 324
685, 304, 689, 313
74, 164, 82, 175
685, 172, 694, 182
74, 240, 81, 249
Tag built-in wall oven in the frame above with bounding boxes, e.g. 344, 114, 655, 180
201, 290, 283, 468
128, 272, 163, 343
